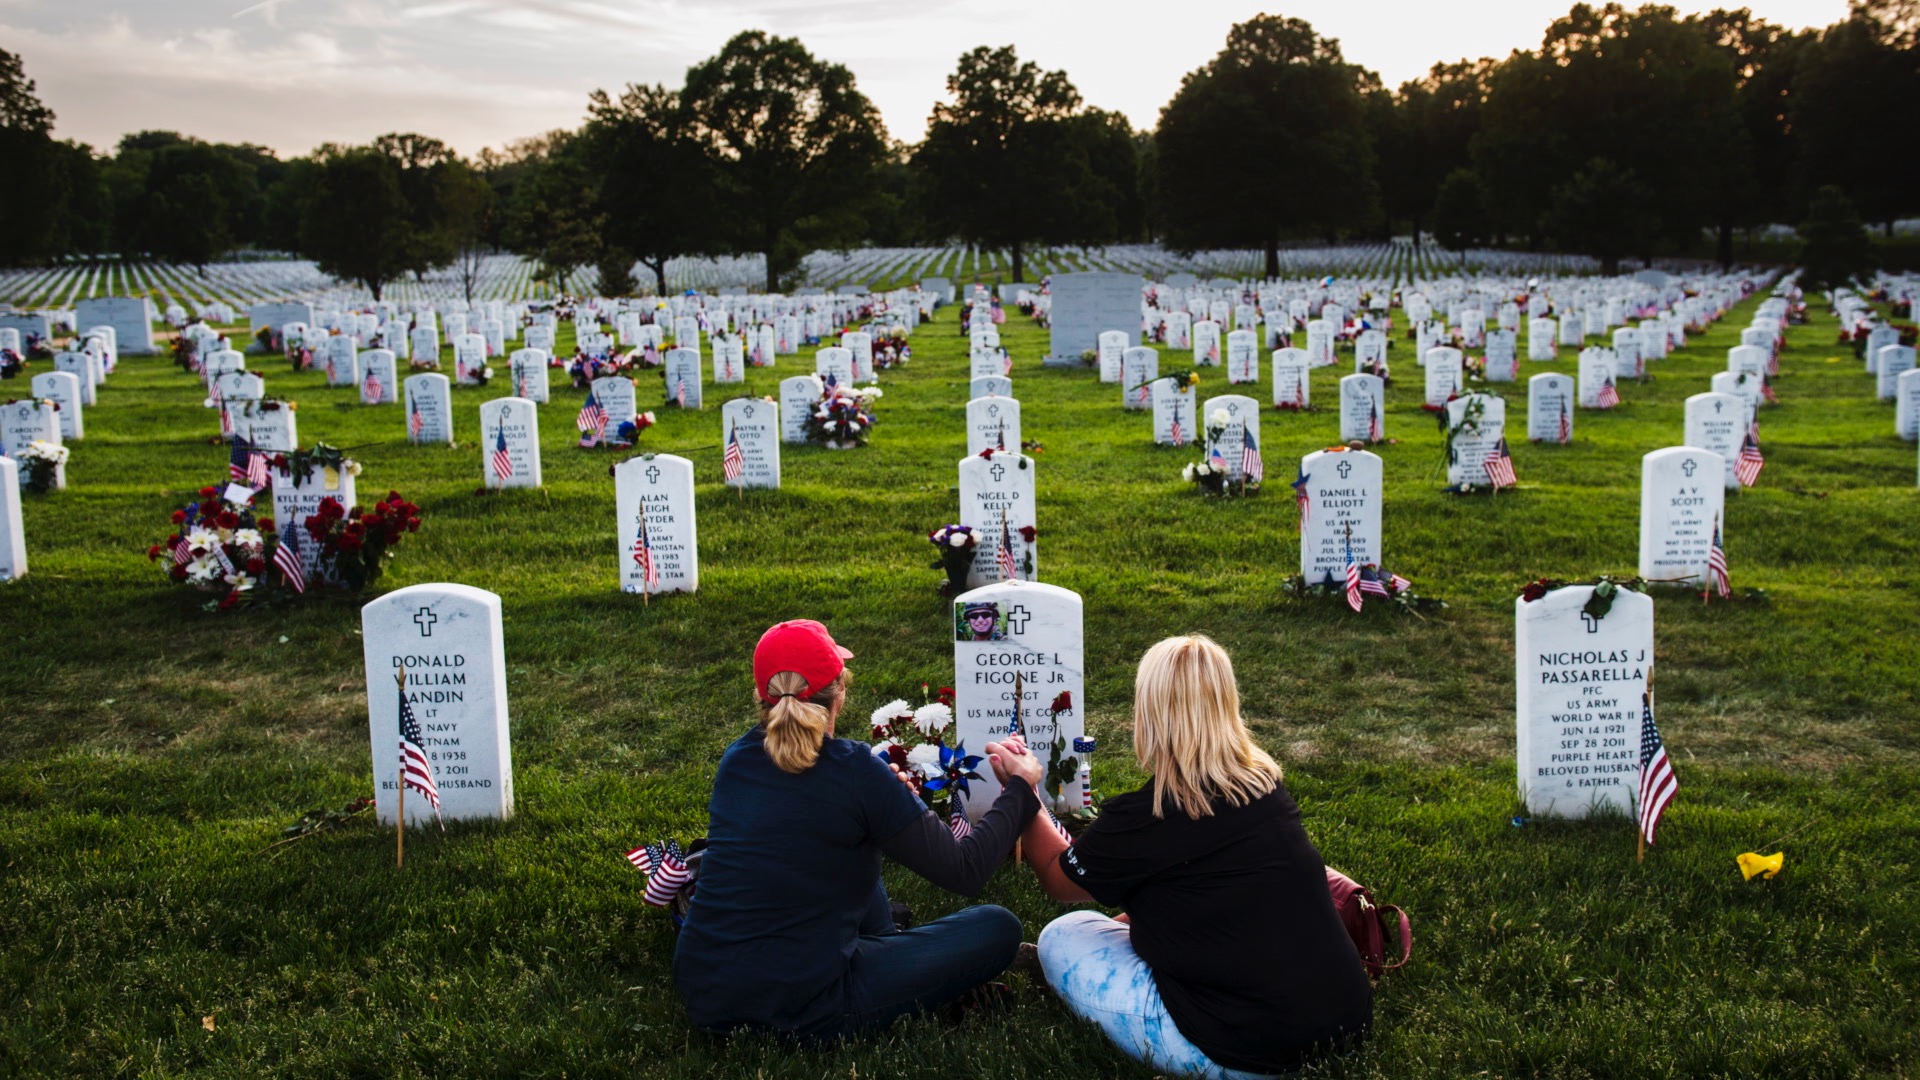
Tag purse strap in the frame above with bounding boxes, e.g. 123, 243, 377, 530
1374, 904, 1412, 971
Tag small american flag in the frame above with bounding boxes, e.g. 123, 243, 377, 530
365, 373, 383, 404
632, 505, 659, 591
1170, 403, 1185, 447
1368, 400, 1382, 442
1240, 426, 1264, 483
1358, 566, 1390, 597
1344, 529, 1363, 612
172, 534, 192, 566
397, 674, 443, 822
576, 389, 606, 435
721, 424, 744, 484
273, 528, 306, 594
1597, 378, 1620, 408
996, 419, 1006, 452
218, 400, 234, 437
1484, 437, 1517, 489
228, 439, 253, 484
635, 839, 691, 906
1208, 440, 1227, 473
1293, 379, 1305, 409
1760, 377, 1779, 404
674, 377, 688, 408
948, 810, 973, 841
1558, 401, 1571, 443
998, 511, 1020, 582
1636, 691, 1678, 846
1735, 433, 1765, 487
408, 396, 425, 439
1292, 467, 1311, 530
1705, 516, 1730, 599
490, 422, 514, 482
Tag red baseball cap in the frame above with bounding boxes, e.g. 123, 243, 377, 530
753, 620, 854, 704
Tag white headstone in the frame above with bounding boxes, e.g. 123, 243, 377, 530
1339, 373, 1385, 443
271, 454, 358, 576
1484, 330, 1518, 383
410, 327, 440, 363
971, 376, 1013, 400
713, 335, 746, 384
665, 349, 704, 409
1728, 345, 1768, 379
1578, 348, 1618, 409
30, 372, 83, 439
842, 331, 874, 381
591, 376, 639, 431
1683, 393, 1746, 489
1305, 319, 1335, 367
1225, 329, 1259, 384
1202, 394, 1262, 483
1121, 347, 1157, 411
363, 583, 515, 824
1444, 392, 1509, 489
239, 400, 298, 453
478, 398, 541, 489
1528, 318, 1558, 361
1193, 320, 1222, 367
1610, 327, 1643, 379
359, 350, 397, 405
1514, 584, 1653, 818
1876, 345, 1915, 401
1151, 377, 1198, 447
614, 454, 698, 594
1424, 347, 1464, 408
508, 348, 550, 403
404, 374, 455, 446
721, 399, 781, 489
958, 451, 1037, 587
1297, 447, 1383, 582
453, 334, 487, 386
1097, 330, 1128, 383
1638, 447, 1727, 585
1271, 347, 1311, 409
1708, 371, 1761, 431
951, 580, 1086, 817
814, 346, 854, 387
0, 456, 22, 580
1896, 368, 1920, 441
780, 375, 821, 444
967, 396, 1023, 457
1527, 373, 1575, 444
326, 337, 360, 387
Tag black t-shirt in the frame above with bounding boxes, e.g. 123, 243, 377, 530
673, 726, 927, 1035
1059, 780, 1372, 1073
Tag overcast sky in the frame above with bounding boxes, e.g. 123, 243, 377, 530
5, 0, 1851, 158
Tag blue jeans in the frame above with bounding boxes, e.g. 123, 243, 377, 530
1038, 911, 1282, 1080
836, 882, 1021, 1035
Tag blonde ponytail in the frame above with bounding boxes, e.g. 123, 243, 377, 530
760, 669, 848, 774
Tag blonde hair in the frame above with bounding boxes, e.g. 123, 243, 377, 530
760, 669, 849, 774
1133, 635, 1280, 819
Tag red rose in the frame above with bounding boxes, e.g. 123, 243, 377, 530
169, 566, 188, 581
1521, 580, 1550, 603
1018, 526, 1037, 543
387, 490, 403, 503
407, 519, 420, 532
247, 557, 265, 574
147, 544, 163, 561
171, 510, 187, 525
257, 517, 275, 533
218, 592, 240, 610
216, 511, 239, 529
199, 486, 218, 499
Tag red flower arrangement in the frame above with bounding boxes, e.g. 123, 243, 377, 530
299, 489, 423, 593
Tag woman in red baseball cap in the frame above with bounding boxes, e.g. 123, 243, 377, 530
673, 619, 1045, 1039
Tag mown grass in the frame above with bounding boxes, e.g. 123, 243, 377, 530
1, 292, 1916, 1078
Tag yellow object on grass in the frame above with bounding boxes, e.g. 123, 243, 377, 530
1738, 851, 1785, 880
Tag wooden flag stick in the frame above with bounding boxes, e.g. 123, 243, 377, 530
395, 666, 407, 869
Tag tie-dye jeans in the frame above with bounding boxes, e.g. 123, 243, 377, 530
1037, 910, 1283, 1080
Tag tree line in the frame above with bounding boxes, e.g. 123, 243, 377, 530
1, 1, 1915, 288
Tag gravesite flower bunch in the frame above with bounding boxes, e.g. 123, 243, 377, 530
15, 438, 68, 494
867, 686, 986, 829
149, 485, 277, 610
24, 332, 53, 361
569, 352, 639, 387
808, 383, 881, 449
295, 490, 423, 593
606, 411, 657, 449
927, 523, 979, 593
0, 346, 27, 379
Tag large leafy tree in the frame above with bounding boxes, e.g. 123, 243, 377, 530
1155, 16, 1380, 279
296, 147, 416, 301
0, 47, 101, 267
582, 83, 721, 294
105, 136, 263, 270
1695, 9, 1811, 264
1373, 60, 1493, 247
1796, 184, 1876, 289
504, 132, 603, 293
680, 31, 888, 292
1789, 5, 1920, 231
911, 45, 1129, 282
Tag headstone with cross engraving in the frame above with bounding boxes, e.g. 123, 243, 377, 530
970, 375, 1013, 401
780, 375, 820, 443
1639, 447, 1726, 585
1271, 347, 1311, 410
1339, 373, 1385, 444
814, 346, 854, 388
1897, 367, 1920, 441
1527, 372, 1575, 444
1424, 347, 1464, 408
664, 349, 703, 410
508, 348, 550, 403
1353, 330, 1386, 377
951, 580, 1086, 818
270, 453, 357, 583
478, 398, 541, 490
53, 352, 97, 406
613, 454, 698, 594
721, 398, 780, 489
1728, 344, 1768, 380
712, 334, 746, 385
1201, 394, 1262, 483
1151, 377, 1197, 447
967, 396, 1023, 457
592, 375, 639, 431
1121, 347, 1157, 411
2, 399, 61, 489
958, 451, 1037, 588
0, 456, 23, 579
1097, 330, 1128, 383
1225, 329, 1259, 384
362, 583, 515, 824
403, 373, 454, 446
1708, 371, 1760, 432
1444, 392, 1508, 489
1305, 319, 1335, 368
1578, 347, 1618, 409
30, 371, 83, 440
970, 347, 1010, 380
1683, 393, 1745, 489
1514, 583, 1653, 819
1528, 318, 1558, 362
842, 331, 875, 381
1296, 447, 1383, 582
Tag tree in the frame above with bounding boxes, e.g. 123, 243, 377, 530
596, 248, 637, 297
680, 31, 888, 292
505, 133, 603, 293
1546, 157, 1652, 274
1376, 60, 1493, 246
1695, 9, 1811, 265
1431, 168, 1491, 259
0, 47, 97, 267
296, 147, 416, 300
439, 160, 497, 305
1790, 9, 1920, 231
1154, 16, 1380, 279
911, 45, 1126, 282
583, 83, 720, 294
1796, 185, 1876, 290
1, 47, 54, 134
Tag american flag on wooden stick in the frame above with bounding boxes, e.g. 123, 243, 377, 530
408, 395, 425, 439
396, 673, 444, 824
576, 389, 606, 435
721, 424, 744, 484
1705, 516, 1730, 599
1636, 691, 1677, 847
1240, 426, 1264, 483
1558, 401, 1571, 443
1368, 399, 1382, 442
1735, 432, 1765, 487
490, 422, 514, 482
1483, 437, 1517, 489
997, 509, 1020, 582
1597, 378, 1621, 408
273, 528, 306, 594
1344, 527, 1363, 612
674, 376, 688, 408
632, 504, 659, 591
365, 373, 383, 404
1292, 467, 1311, 530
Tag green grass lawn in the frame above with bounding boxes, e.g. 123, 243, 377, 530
2, 293, 1916, 1078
